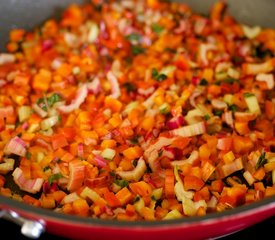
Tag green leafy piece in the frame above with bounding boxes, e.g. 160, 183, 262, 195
26, 152, 32, 160
126, 33, 141, 42
131, 45, 145, 55
228, 104, 237, 112
151, 68, 167, 82
156, 74, 167, 82
256, 152, 267, 170
36, 98, 47, 111
199, 78, 208, 86
47, 93, 62, 107
152, 68, 159, 79
243, 92, 254, 98
152, 23, 164, 34
114, 179, 129, 188
204, 114, 210, 120
48, 173, 63, 185
213, 110, 223, 117
132, 159, 138, 167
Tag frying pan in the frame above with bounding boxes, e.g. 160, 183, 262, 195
0, 0, 275, 239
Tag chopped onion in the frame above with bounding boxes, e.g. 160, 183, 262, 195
243, 170, 256, 186
0, 158, 15, 174
184, 109, 204, 125
117, 157, 146, 181
211, 99, 227, 109
12, 167, 44, 194
18, 106, 32, 122
87, 77, 101, 94
87, 22, 99, 43
94, 155, 108, 168
62, 192, 80, 204
242, 25, 261, 39
171, 150, 199, 166
67, 160, 85, 192
58, 84, 88, 113
256, 73, 274, 90
101, 148, 116, 160
199, 43, 216, 65
0, 53, 15, 65
107, 71, 121, 99
77, 143, 84, 158
40, 116, 59, 130
244, 94, 261, 115
4, 136, 27, 157
138, 86, 155, 96
33, 103, 48, 118
170, 122, 206, 137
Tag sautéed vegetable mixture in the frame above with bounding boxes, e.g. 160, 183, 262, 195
0, 0, 275, 220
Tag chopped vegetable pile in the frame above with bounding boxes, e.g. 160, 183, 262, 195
0, 0, 275, 221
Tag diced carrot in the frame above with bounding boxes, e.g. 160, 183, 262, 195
40, 194, 56, 209
164, 169, 175, 199
52, 133, 69, 150
104, 191, 121, 207
122, 146, 143, 160
116, 187, 133, 206
140, 207, 155, 221
184, 175, 204, 191
232, 136, 254, 154
23, 195, 41, 207
129, 181, 152, 197
52, 191, 67, 204
72, 199, 90, 216
253, 167, 266, 181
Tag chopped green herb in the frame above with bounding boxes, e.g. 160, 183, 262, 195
213, 110, 223, 117
126, 33, 141, 42
156, 74, 167, 82
152, 68, 159, 78
243, 92, 254, 98
158, 149, 163, 157
160, 107, 169, 115
204, 114, 210, 120
151, 68, 167, 82
114, 179, 129, 188
131, 45, 145, 55
132, 159, 138, 167
123, 82, 136, 92
256, 152, 267, 170
199, 78, 208, 86
48, 173, 63, 185
109, 171, 116, 177
26, 152, 32, 160
228, 104, 237, 112
47, 93, 62, 107
36, 98, 47, 111
152, 23, 164, 34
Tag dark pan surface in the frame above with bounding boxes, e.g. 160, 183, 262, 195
0, 0, 275, 51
